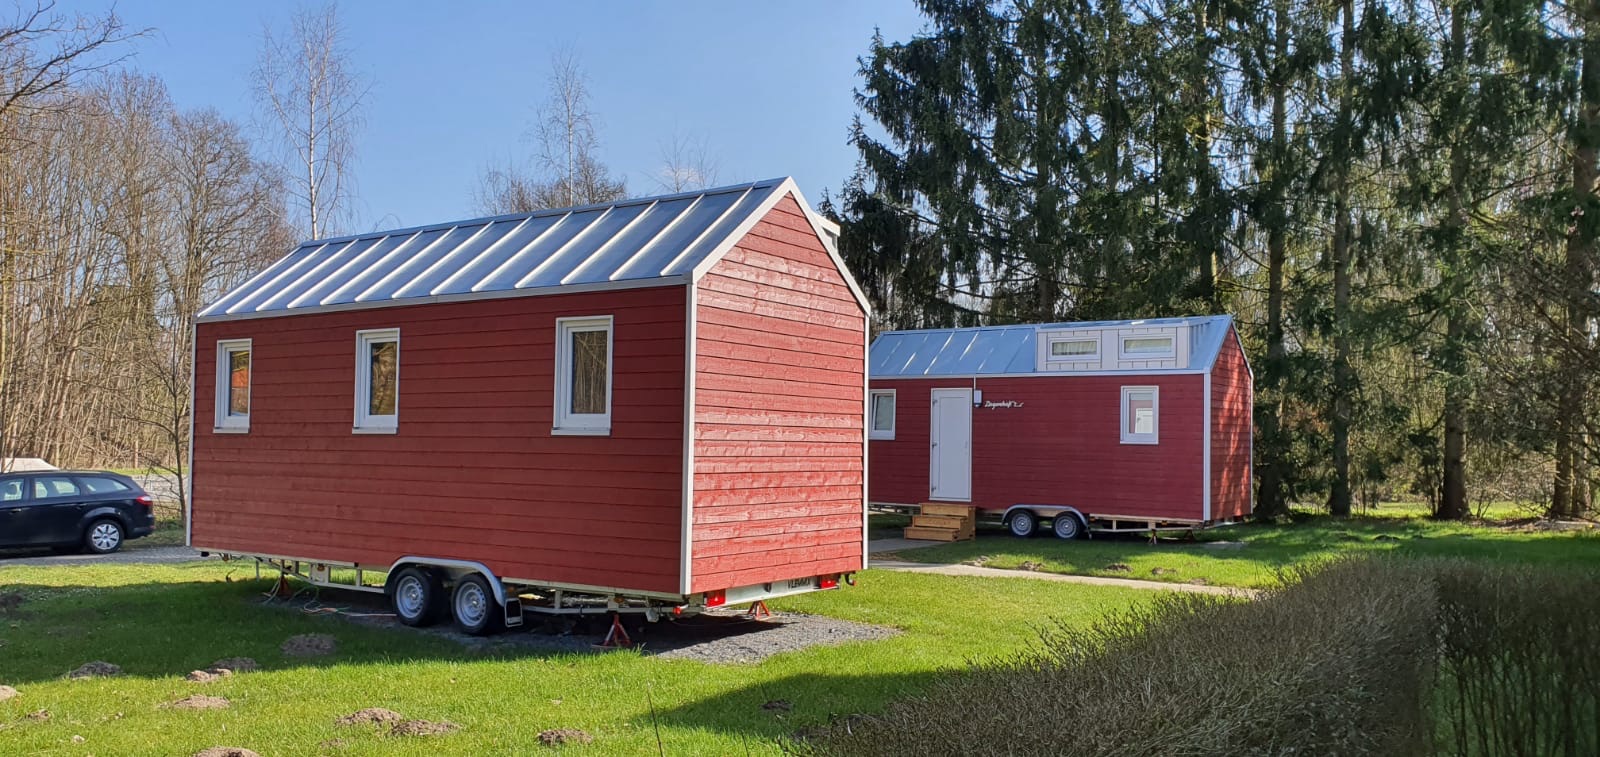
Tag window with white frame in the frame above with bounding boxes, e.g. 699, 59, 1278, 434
1049, 338, 1098, 360
1121, 335, 1175, 359
355, 329, 400, 433
214, 339, 252, 432
1121, 386, 1159, 444
869, 389, 896, 440
554, 316, 613, 435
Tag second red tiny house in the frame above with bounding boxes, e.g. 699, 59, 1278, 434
868, 316, 1253, 539
189, 178, 869, 635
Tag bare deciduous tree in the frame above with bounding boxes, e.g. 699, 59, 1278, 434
0, 1, 137, 125
654, 129, 719, 193
252, 3, 367, 240
474, 50, 625, 214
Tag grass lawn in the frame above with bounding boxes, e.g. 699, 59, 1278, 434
0, 561, 1148, 755
883, 502, 1600, 589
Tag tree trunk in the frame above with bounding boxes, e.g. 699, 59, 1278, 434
1255, 0, 1292, 520
1328, 0, 1356, 518
1438, 6, 1471, 520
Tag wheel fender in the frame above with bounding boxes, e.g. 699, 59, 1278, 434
387, 557, 506, 606
78, 507, 127, 533
1004, 504, 1086, 527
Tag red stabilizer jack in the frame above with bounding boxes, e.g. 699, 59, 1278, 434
747, 600, 772, 619
598, 612, 632, 649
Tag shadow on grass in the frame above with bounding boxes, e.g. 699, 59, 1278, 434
655, 670, 956, 744
0, 576, 608, 685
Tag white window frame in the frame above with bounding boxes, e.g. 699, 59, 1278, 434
1120, 335, 1176, 360
354, 328, 400, 434
214, 338, 252, 433
1121, 386, 1160, 445
553, 316, 614, 436
1047, 338, 1099, 361
869, 389, 897, 440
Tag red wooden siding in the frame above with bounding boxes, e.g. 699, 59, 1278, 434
1210, 327, 1253, 520
690, 195, 866, 593
869, 374, 1207, 520
192, 285, 688, 595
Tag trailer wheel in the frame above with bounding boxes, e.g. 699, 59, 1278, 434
450, 573, 504, 636
1007, 510, 1037, 538
1052, 513, 1085, 540
387, 566, 445, 627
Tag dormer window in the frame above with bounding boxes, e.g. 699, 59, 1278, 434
1120, 336, 1175, 359
1048, 339, 1098, 360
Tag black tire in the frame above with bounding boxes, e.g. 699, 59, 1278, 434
386, 566, 446, 627
1007, 510, 1037, 538
450, 573, 504, 636
84, 518, 124, 554
1053, 513, 1085, 540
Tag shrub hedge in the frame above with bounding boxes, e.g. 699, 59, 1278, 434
797, 558, 1600, 757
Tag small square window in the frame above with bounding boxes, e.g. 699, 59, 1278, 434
1121, 336, 1175, 359
355, 329, 400, 433
1049, 339, 1098, 359
870, 390, 896, 440
214, 339, 252, 432
1121, 386, 1159, 444
554, 316, 613, 435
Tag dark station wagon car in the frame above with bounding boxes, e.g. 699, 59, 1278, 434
0, 471, 156, 554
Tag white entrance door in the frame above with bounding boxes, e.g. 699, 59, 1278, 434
929, 388, 972, 501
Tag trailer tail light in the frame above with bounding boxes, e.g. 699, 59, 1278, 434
704, 590, 726, 608
135, 494, 154, 508
818, 575, 840, 590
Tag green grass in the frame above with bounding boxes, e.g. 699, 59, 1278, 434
0, 562, 1148, 755
885, 503, 1600, 589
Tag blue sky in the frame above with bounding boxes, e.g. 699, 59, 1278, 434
66, 1, 925, 232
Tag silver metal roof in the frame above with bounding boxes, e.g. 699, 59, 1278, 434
870, 315, 1237, 377
198, 177, 833, 321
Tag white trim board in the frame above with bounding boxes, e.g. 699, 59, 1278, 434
680, 283, 698, 595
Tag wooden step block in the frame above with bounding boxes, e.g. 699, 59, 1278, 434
920, 502, 976, 518
903, 525, 972, 542
912, 514, 968, 529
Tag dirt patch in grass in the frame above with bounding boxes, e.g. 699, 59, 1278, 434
0, 685, 16, 702
166, 694, 230, 710
210, 656, 258, 673
185, 669, 228, 683
193, 748, 260, 757
336, 707, 405, 726
66, 661, 121, 679
538, 728, 592, 746
280, 633, 336, 657
26, 709, 49, 721
0, 592, 22, 614
389, 718, 459, 737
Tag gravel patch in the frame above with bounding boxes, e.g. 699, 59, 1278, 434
0, 685, 16, 702
281, 633, 336, 657
67, 661, 121, 679
539, 728, 593, 746
389, 719, 459, 737
650, 610, 898, 664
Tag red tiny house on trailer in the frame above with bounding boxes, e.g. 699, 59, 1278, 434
868, 317, 1252, 535
189, 178, 869, 633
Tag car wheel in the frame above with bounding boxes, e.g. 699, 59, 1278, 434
1053, 513, 1084, 540
85, 519, 124, 554
450, 573, 504, 636
386, 566, 446, 627
1007, 510, 1037, 538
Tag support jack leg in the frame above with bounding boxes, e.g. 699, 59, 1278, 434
598, 611, 632, 649
746, 600, 771, 619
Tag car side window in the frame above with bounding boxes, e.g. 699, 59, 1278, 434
0, 478, 22, 502
77, 476, 130, 494
33, 476, 80, 499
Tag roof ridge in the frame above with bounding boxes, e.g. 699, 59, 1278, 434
297, 177, 791, 249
